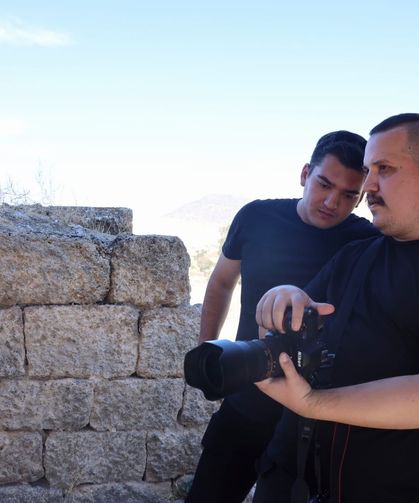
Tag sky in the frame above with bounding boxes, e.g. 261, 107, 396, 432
1, 0, 419, 235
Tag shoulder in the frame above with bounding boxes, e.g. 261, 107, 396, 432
234, 198, 297, 218
337, 213, 380, 238
332, 235, 384, 266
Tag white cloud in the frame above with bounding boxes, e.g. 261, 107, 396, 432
0, 17, 71, 47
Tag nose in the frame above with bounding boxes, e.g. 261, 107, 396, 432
363, 169, 378, 192
324, 191, 339, 210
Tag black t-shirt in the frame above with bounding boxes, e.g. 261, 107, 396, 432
269, 236, 419, 502
222, 199, 379, 342
221, 199, 378, 420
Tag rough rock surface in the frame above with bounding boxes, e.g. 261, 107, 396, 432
66, 481, 173, 503
0, 432, 43, 484
0, 306, 25, 376
0, 379, 94, 430
137, 305, 200, 378
0, 233, 111, 306
90, 378, 184, 431
146, 427, 204, 482
25, 305, 139, 378
109, 235, 191, 308
45, 431, 147, 489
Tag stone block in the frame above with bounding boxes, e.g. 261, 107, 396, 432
66, 481, 172, 502
90, 378, 183, 431
179, 385, 220, 427
0, 233, 110, 306
0, 484, 63, 502
146, 427, 204, 482
8, 204, 133, 235
0, 379, 93, 430
45, 431, 146, 489
109, 235, 190, 308
137, 305, 200, 378
0, 432, 43, 484
0, 306, 25, 376
25, 305, 139, 378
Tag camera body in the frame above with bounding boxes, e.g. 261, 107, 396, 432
184, 307, 329, 400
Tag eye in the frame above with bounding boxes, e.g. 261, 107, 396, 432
317, 180, 330, 189
345, 193, 359, 200
378, 164, 389, 172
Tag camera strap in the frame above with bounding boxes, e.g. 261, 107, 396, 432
292, 418, 315, 503
292, 237, 383, 503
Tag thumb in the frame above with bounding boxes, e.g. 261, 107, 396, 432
279, 352, 299, 378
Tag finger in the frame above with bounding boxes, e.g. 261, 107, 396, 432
255, 292, 268, 327
270, 295, 288, 333
279, 352, 299, 379
255, 294, 275, 330
311, 302, 335, 316
257, 291, 287, 332
289, 291, 311, 331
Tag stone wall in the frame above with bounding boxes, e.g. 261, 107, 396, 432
0, 205, 218, 502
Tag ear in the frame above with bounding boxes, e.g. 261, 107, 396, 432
300, 163, 310, 187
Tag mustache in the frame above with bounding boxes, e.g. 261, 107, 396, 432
367, 194, 385, 206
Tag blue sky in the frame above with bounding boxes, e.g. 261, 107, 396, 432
1, 0, 418, 233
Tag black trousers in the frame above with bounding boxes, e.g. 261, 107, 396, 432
186, 388, 283, 503
252, 454, 294, 503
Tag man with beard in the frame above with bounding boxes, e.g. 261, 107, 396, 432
254, 113, 419, 503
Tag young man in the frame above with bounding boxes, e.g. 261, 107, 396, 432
186, 131, 379, 503
254, 113, 419, 502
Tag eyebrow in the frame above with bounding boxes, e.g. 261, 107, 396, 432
316, 174, 361, 195
370, 159, 394, 167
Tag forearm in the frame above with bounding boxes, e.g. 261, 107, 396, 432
306, 374, 419, 429
198, 254, 240, 344
257, 353, 419, 430
199, 282, 234, 343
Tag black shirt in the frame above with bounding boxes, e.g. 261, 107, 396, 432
223, 199, 379, 341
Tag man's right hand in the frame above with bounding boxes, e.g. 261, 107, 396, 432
255, 285, 335, 333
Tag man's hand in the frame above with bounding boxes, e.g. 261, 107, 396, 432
255, 352, 315, 417
257, 353, 419, 429
256, 285, 335, 333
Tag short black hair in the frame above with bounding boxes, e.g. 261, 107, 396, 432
369, 113, 419, 135
308, 130, 367, 174
370, 113, 419, 165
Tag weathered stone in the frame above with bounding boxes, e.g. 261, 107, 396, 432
0, 233, 110, 306
179, 385, 220, 427
25, 305, 139, 378
90, 378, 183, 431
0, 203, 126, 239
45, 431, 147, 489
0, 483, 63, 502
0, 432, 43, 484
146, 427, 204, 482
0, 379, 93, 430
173, 474, 194, 499
66, 481, 173, 502
0, 306, 25, 376
4, 204, 133, 235
137, 305, 200, 378
109, 235, 191, 308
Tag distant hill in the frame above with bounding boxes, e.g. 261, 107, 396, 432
164, 194, 250, 226
134, 194, 252, 253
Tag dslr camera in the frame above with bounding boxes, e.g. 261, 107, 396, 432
184, 307, 329, 400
